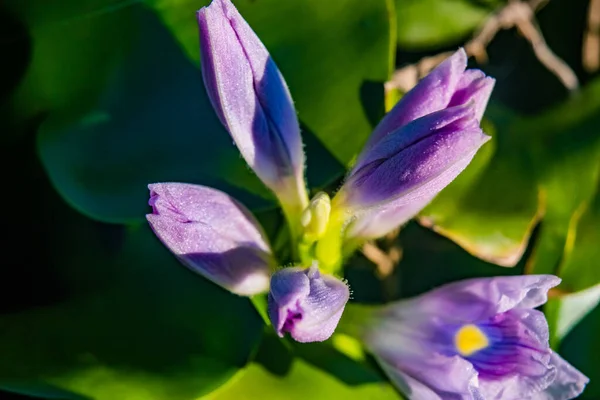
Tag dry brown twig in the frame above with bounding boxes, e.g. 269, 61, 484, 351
386, 0, 579, 94
583, 0, 600, 72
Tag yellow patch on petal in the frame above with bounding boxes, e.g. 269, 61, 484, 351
455, 324, 489, 356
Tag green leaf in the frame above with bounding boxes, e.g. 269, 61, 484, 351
524, 86, 600, 288
153, 0, 395, 165
0, 211, 263, 399
205, 333, 403, 400
545, 284, 600, 348
419, 79, 600, 270
7, 0, 136, 124
395, 0, 491, 49
419, 105, 540, 267
552, 185, 600, 293
558, 303, 600, 398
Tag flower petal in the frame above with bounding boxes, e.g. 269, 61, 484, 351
345, 194, 436, 240
268, 265, 349, 342
477, 309, 556, 399
405, 275, 562, 322
449, 69, 495, 122
198, 0, 305, 202
146, 182, 272, 296
529, 352, 589, 400
340, 104, 489, 211
363, 48, 468, 151
376, 354, 480, 400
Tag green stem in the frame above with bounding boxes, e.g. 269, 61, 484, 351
250, 294, 271, 326
315, 205, 349, 274
277, 178, 309, 263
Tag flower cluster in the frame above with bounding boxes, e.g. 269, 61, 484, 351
146, 0, 588, 398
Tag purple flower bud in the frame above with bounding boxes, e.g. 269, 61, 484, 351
363, 48, 494, 152
341, 103, 489, 209
346, 195, 435, 239
340, 49, 494, 240
146, 183, 273, 296
268, 265, 350, 342
355, 275, 588, 400
197, 0, 306, 206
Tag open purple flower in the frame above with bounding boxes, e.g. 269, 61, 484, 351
268, 264, 350, 342
342, 275, 588, 399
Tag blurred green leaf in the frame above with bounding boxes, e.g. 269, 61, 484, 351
153, 0, 395, 165
552, 184, 600, 292
558, 303, 600, 398
395, 0, 491, 49
6, 0, 136, 124
419, 80, 600, 273
419, 105, 540, 267
525, 87, 600, 291
546, 284, 600, 348
0, 212, 263, 399
206, 333, 402, 400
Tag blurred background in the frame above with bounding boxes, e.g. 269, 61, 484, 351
1, 0, 599, 399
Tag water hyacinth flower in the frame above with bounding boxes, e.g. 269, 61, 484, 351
268, 264, 350, 343
339, 49, 495, 241
147, 183, 273, 296
198, 0, 308, 213
341, 275, 588, 399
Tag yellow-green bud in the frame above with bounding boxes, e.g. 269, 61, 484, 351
301, 192, 331, 243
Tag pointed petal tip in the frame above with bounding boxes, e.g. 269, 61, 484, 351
448, 47, 468, 71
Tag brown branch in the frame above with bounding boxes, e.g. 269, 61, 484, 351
583, 0, 600, 72
387, 0, 579, 94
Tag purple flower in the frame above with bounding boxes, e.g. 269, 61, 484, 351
349, 275, 588, 399
339, 49, 495, 240
268, 265, 350, 342
198, 0, 307, 208
146, 183, 273, 296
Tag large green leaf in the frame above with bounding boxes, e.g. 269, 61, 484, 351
395, 0, 492, 49
419, 80, 600, 273
206, 333, 402, 400
540, 183, 600, 347
6, 0, 136, 124
558, 303, 600, 399
555, 184, 600, 292
545, 284, 600, 348
418, 105, 540, 267
0, 196, 263, 399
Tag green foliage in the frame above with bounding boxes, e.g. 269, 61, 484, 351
395, 0, 492, 49
207, 333, 403, 400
